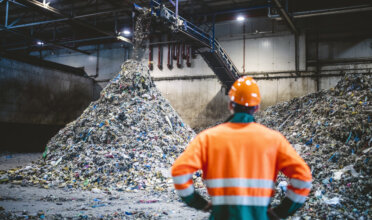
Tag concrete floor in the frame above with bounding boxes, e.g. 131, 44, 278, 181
0, 184, 208, 219
0, 153, 209, 219
0, 153, 42, 170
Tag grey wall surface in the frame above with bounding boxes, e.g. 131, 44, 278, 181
148, 20, 371, 128
32, 42, 131, 82
154, 78, 230, 129
0, 57, 95, 125
0, 57, 97, 151
26, 17, 372, 130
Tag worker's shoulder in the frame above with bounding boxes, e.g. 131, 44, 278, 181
197, 123, 225, 135
252, 123, 285, 137
197, 122, 284, 137
252, 122, 279, 132
195, 123, 232, 137
199, 122, 280, 135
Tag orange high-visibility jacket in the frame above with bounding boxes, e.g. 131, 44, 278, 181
171, 117, 312, 220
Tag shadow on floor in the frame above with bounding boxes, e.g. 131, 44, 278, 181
0, 122, 63, 152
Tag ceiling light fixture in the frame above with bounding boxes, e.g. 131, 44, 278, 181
117, 36, 131, 43
236, 15, 245, 22
122, 30, 131, 36
36, 41, 44, 46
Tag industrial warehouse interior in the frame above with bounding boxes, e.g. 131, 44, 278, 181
0, 0, 371, 219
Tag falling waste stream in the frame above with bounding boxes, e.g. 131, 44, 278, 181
0, 7, 371, 219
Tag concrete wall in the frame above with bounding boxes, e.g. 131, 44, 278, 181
28, 17, 372, 130
318, 38, 372, 60
155, 78, 230, 129
214, 18, 306, 73
147, 19, 371, 128
33, 42, 131, 82
145, 19, 311, 128
220, 34, 306, 72
0, 57, 95, 125
0, 57, 96, 151
154, 76, 318, 129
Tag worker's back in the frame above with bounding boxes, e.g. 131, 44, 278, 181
201, 122, 281, 219
172, 120, 312, 220
203, 122, 281, 182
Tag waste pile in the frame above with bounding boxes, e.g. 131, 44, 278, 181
257, 73, 371, 219
0, 4, 199, 194
0, 59, 195, 193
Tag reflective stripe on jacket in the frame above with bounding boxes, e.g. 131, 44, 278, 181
171, 114, 312, 219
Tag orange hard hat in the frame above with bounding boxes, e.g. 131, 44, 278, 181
228, 76, 260, 107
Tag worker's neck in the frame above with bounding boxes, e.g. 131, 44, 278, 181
229, 112, 255, 123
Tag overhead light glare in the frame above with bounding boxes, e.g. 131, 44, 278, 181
36, 41, 44, 46
123, 30, 131, 36
236, 15, 245, 21
43, 0, 50, 7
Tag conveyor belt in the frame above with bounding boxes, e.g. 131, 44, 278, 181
139, 0, 240, 89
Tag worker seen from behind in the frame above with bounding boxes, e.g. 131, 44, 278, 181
171, 76, 312, 219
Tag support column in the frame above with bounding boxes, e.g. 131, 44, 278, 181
243, 23, 246, 74
295, 33, 299, 75
315, 32, 320, 91
5, 0, 9, 27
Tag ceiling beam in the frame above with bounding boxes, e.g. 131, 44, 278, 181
105, 0, 133, 16
13, 0, 131, 43
2, 9, 129, 30
0, 25, 91, 55
272, 0, 298, 35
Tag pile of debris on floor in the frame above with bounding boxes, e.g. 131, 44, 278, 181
257, 73, 371, 219
0, 59, 196, 194
0, 7, 200, 195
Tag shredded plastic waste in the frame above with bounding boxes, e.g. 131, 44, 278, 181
0, 59, 195, 193
0, 8, 207, 219
0, 6, 199, 194
258, 73, 372, 219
